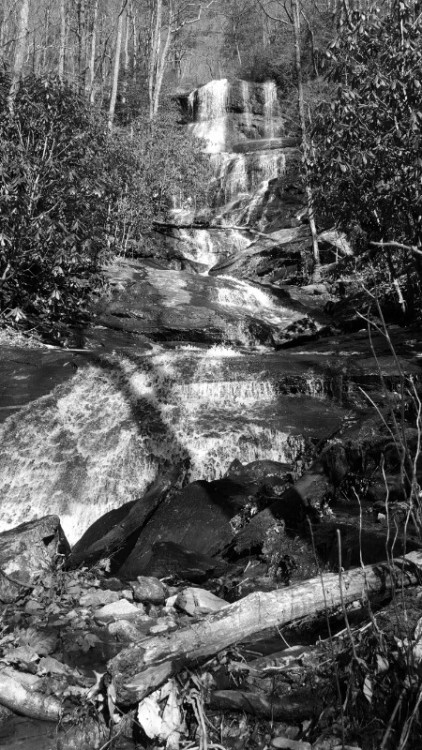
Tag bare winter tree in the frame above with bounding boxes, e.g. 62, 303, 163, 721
8, 0, 30, 112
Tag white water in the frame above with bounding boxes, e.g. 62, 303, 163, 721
0, 79, 320, 548
0, 347, 305, 544
264, 80, 278, 138
212, 151, 285, 206
241, 80, 252, 131
190, 79, 229, 153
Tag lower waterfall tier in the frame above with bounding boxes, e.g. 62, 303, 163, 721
0, 345, 349, 545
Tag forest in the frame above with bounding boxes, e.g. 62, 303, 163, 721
2, 3, 422, 750
1, 0, 419, 337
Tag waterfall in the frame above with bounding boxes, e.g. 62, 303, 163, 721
0, 78, 318, 548
190, 79, 229, 153
241, 80, 252, 132
178, 229, 219, 270
263, 80, 278, 138
0, 346, 309, 544
237, 179, 270, 226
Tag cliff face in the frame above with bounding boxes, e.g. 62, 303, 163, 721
176, 78, 304, 228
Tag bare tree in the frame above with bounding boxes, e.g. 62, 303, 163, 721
108, 1, 125, 133
8, 0, 30, 112
88, 0, 99, 102
147, 0, 216, 120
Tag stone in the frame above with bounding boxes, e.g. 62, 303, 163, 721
119, 541, 225, 583
117, 479, 249, 578
108, 619, 148, 643
272, 738, 311, 749
174, 587, 228, 616
209, 226, 311, 285
79, 589, 121, 608
149, 617, 177, 634
132, 576, 167, 604
0, 516, 69, 603
94, 599, 142, 623
70, 500, 136, 563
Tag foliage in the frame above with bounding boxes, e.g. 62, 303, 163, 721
309, 0, 422, 250
0, 72, 112, 340
108, 98, 213, 254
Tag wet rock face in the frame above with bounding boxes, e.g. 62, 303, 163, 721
209, 226, 311, 285
97, 257, 326, 348
179, 79, 287, 146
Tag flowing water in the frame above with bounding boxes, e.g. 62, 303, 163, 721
0, 79, 346, 546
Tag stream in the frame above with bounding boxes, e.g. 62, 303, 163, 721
0, 78, 420, 551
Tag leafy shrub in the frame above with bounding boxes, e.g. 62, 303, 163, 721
0, 72, 112, 340
310, 1, 422, 249
107, 98, 213, 255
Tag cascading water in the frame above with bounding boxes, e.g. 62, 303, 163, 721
0, 78, 339, 548
241, 80, 253, 133
189, 79, 229, 153
263, 80, 278, 138
0, 345, 314, 544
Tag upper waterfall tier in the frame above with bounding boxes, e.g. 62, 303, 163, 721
185, 79, 286, 153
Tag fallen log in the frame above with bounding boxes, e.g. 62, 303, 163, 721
0, 669, 60, 721
66, 467, 179, 569
108, 550, 422, 706
209, 688, 323, 720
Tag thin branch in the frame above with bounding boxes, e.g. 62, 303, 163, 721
370, 240, 422, 257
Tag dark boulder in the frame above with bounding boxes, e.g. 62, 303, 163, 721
122, 541, 226, 582
116, 478, 252, 579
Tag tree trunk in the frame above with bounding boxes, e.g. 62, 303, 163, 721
108, 3, 124, 134
88, 0, 99, 103
58, 0, 67, 81
122, 5, 129, 105
148, 0, 163, 120
132, 5, 138, 83
8, 0, 30, 112
291, 0, 320, 280
108, 549, 422, 706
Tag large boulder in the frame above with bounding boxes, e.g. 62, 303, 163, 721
116, 478, 251, 579
209, 226, 311, 284
0, 516, 69, 603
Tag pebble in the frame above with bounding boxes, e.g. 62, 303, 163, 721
175, 587, 228, 616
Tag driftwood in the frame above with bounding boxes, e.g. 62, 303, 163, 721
152, 219, 267, 238
209, 688, 323, 720
0, 669, 60, 721
66, 468, 179, 569
108, 550, 422, 706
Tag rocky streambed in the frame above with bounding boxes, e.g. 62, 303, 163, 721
1, 254, 422, 750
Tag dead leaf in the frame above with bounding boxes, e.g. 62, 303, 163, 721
137, 678, 185, 749
3, 645, 39, 665
363, 675, 373, 704
37, 656, 74, 676
376, 654, 389, 674
18, 627, 58, 656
